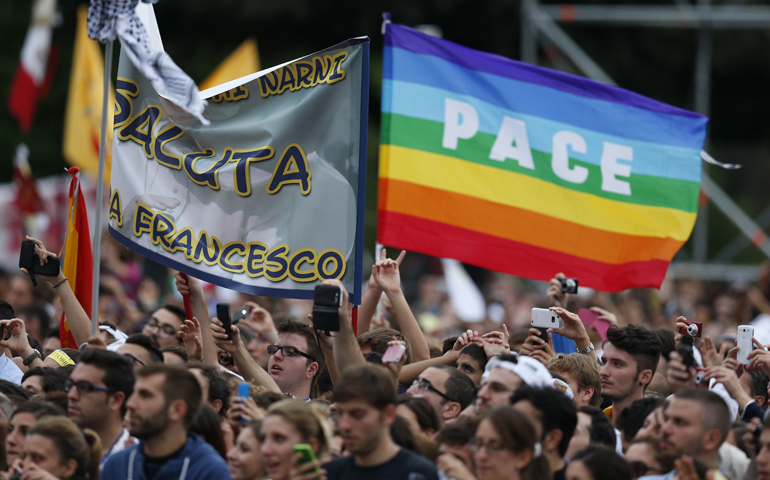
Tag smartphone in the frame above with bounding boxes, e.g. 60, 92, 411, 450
312, 285, 342, 332
531, 308, 564, 329
217, 303, 233, 340
292, 443, 321, 473
19, 239, 60, 287
232, 306, 250, 324
236, 382, 250, 423
578, 308, 611, 341
382, 344, 406, 363
678, 321, 703, 338
737, 325, 755, 366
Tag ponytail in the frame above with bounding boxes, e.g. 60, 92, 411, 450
82, 429, 102, 480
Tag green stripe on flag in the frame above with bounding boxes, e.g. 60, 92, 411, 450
381, 113, 699, 213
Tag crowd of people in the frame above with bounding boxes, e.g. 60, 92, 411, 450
0, 235, 770, 480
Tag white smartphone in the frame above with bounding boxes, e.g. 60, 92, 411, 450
531, 308, 564, 329
737, 325, 755, 365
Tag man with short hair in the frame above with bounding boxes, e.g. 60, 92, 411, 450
141, 305, 186, 348
161, 345, 189, 364
405, 364, 475, 426
67, 349, 136, 466
455, 344, 486, 386
358, 328, 412, 364
475, 354, 553, 413
565, 406, 617, 460
600, 325, 661, 424
117, 334, 164, 371
267, 318, 324, 400
324, 364, 439, 480
101, 364, 231, 480
548, 353, 602, 407
644, 389, 732, 478
187, 362, 231, 418
435, 417, 476, 473
510, 385, 578, 480
42, 327, 60, 357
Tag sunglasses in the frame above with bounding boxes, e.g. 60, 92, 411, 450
64, 379, 112, 395
266, 345, 315, 362
628, 460, 664, 478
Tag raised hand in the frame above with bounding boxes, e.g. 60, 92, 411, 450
372, 259, 402, 294
546, 273, 569, 308
178, 317, 204, 361
238, 301, 277, 344
368, 248, 405, 289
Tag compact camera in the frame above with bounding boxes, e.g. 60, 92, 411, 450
560, 277, 579, 294
678, 321, 702, 338
694, 368, 708, 388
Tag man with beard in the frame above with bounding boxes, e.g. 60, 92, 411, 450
324, 364, 439, 480
640, 389, 731, 479
100, 364, 231, 480
600, 325, 661, 424
66, 349, 135, 468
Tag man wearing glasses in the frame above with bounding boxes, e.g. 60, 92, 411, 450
66, 349, 136, 468
141, 305, 186, 349
266, 319, 325, 400
405, 365, 475, 427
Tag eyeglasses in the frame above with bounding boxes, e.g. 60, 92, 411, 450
469, 438, 507, 455
411, 379, 456, 403
64, 379, 112, 395
124, 354, 145, 367
267, 345, 315, 362
144, 319, 178, 338
628, 461, 664, 478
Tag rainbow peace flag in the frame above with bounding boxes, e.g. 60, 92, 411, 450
378, 23, 708, 292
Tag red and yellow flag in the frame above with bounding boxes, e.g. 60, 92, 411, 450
59, 167, 92, 348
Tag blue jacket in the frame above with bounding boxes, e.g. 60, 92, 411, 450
100, 432, 231, 480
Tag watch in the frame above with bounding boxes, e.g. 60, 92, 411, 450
23, 350, 41, 366
576, 343, 595, 355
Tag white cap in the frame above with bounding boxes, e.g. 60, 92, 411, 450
482, 354, 554, 390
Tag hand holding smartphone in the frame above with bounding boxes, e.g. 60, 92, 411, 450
382, 344, 406, 363
292, 444, 322, 475
578, 309, 611, 341
217, 304, 233, 340
737, 325, 755, 366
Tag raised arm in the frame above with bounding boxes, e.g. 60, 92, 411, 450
211, 318, 280, 393
373, 259, 430, 362
174, 272, 218, 365
21, 237, 92, 347
357, 249, 406, 334
325, 280, 366, 374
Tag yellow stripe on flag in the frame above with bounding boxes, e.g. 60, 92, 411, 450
380, 145, 696, 241
63, 5, 114, 182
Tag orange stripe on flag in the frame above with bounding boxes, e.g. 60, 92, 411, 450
379, 178, 684, 265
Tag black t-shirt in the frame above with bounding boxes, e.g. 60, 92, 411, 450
323, 448, 439, 480
143, 444, 185, 480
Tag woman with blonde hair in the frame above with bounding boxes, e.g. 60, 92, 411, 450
16, 416, 101, 480
259, 399, 331, 480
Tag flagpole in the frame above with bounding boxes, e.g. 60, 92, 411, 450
90, 40, 113, 337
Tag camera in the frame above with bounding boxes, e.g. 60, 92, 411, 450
560, 277, 579, 294
678, 321, 702, 338
694, 368, 708, 388
312, 285, 342, 332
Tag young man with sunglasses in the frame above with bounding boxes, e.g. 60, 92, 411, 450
66, 349, 136, 468
267, 318, 324, 400
405, 364, 475, 426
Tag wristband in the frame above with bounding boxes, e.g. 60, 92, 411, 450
23, 350, 41, 366
53, 277, 69, 289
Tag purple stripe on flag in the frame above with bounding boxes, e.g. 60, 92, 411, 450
385, 23, 705, 121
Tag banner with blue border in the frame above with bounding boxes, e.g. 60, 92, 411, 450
109, 38, 370, 303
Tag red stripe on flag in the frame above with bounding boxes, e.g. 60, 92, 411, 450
8, 64, 38, 132
378, 210, 670, 292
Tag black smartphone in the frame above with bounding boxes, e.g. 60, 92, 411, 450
312, 285, 342, 332
533, 327, 549, 343
217, 303, 233, 340
19, 240, 60, 287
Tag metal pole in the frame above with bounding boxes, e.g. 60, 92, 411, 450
521, 0, 538, 64
91, 40, 113, 337
693, 0, 712, 263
